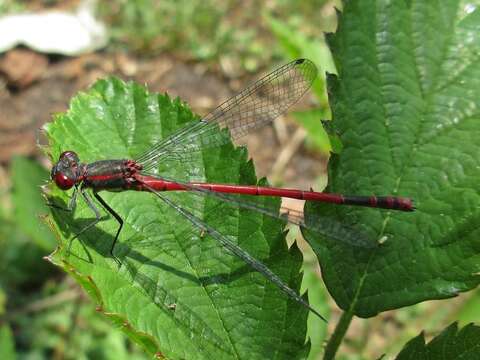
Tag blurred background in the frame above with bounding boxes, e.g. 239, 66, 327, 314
0, 1, 477, 359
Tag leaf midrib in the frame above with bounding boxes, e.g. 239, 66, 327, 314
345, 1, 460, 314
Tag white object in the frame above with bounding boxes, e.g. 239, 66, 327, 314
0, 0, 107, 55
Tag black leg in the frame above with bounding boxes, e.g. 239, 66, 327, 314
67, 188, 102, 255
93, 192, 123, 266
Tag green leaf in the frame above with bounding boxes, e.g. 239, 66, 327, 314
44, 77, 311, 359
320, 119, 344, 155
0, 325, 15, 360
10, 273, 149, 360
11, 156, 56, 251
304, 0, 480, 318
395, 322, 480, 359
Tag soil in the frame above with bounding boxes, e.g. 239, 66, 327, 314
0, 48, 325, 188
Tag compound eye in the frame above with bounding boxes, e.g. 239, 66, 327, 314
54, 172, 75, 190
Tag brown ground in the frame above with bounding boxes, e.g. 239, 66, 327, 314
0, 49, 326, 188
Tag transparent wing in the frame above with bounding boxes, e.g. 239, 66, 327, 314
131, 171, 379, 318
120, 259, 234, 356
140, 173, 378, 250
136, 59, 317, 174
140, 182, 327, 321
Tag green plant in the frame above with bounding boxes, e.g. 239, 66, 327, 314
97, 0, 336, 71
268, 15, 336, 154
0, 157, 147, 359
396, 323, 480, 360
40, 1, 480, 359
44, 78, 316, 358
0, 0, 24, 15
0, 325, 15, 360
306, 0, 480, 358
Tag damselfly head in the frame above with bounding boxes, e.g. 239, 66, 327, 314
51, 150, 80, 190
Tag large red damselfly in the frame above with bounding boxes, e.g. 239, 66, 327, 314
49, 59, 414, 321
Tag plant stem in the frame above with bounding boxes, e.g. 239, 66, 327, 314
323, 310, 354, 360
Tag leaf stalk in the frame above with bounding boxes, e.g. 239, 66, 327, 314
323, 310, 354, 360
